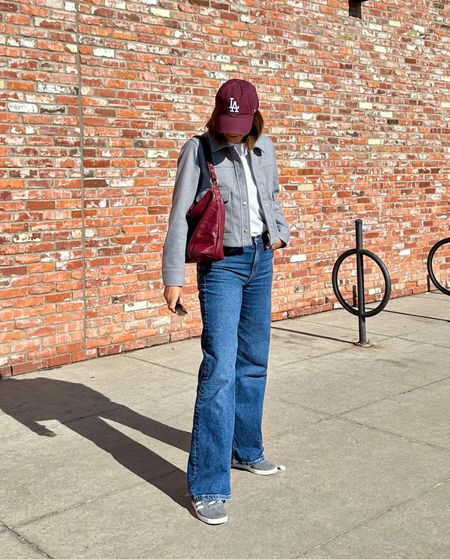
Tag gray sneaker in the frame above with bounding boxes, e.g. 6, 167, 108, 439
231, 458, 282, 475
191, 499, 228, 525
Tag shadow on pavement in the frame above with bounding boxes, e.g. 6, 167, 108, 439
374, 309, 450, 323
0, 377, 192, 509
271, 325, 355, 345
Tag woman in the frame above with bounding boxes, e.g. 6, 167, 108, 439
162, 79, 290, 525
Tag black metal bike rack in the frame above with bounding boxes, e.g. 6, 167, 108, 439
427, 238, 450, 296
332, 219, 391, 346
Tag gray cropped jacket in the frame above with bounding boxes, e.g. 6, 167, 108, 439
162, 131, 290, 286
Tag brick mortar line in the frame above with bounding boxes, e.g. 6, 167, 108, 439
0, 520, 55, 558
8, 77, 450, 90
75, 0, 88, 357
8, 77, 449, 90
19, 21, 447, 41
7, 94, 447, 110
28, 11, 446, 28
75, 29, 441, 43
296, 476, 450, 558
4, 156, 449, 167
29, 92, 450, 102
5, 54, 450, 74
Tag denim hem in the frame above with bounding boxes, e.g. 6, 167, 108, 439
191, 494, 231, 503
233, 454, 265, 467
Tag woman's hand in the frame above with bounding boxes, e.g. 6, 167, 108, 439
164, 286, 183, 313
267, 238, 284, 250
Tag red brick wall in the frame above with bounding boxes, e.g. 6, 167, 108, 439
1, 0, 449, 376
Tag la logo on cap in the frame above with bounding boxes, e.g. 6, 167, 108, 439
215, 80, 259, 134
228, 98, 240, 113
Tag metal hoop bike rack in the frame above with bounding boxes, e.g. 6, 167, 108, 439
332, 219, 391, 346
427, 238, 450, 296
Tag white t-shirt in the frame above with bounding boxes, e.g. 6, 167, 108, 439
234, 143, 265, 236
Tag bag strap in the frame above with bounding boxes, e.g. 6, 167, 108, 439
194, 134, 217, 186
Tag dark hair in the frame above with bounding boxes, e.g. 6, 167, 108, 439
206, 108, 264, 151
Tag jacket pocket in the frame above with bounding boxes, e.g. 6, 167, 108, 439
218, 186, 230, 203
219, 187, 231, 234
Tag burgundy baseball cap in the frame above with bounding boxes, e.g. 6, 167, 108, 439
215, 79, 259, 135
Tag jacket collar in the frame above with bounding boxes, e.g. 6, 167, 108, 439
207, 130, 265, 154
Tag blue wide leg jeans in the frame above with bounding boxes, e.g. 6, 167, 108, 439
187, 235, 274, 502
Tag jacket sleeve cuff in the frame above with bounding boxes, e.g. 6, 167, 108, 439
278, 228, 290, 248
162, 268, 185, 287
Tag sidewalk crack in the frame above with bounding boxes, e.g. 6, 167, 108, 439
336, 414, 450, 455
296, 477, 450, 558
0, 521, 55, 558
122, 355, 197, 377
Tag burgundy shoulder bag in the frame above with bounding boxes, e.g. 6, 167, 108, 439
185, 135, 225, 263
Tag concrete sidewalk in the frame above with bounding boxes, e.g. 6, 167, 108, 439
1, 292, 450, 559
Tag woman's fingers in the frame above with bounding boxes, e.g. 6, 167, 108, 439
164, 286, 182, 313
270, 239, 283, 250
